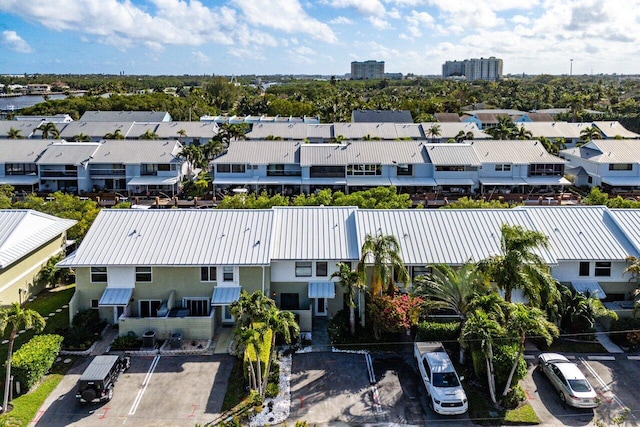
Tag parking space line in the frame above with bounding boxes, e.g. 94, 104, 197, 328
587, 355, 615, 361
129, 355, 160, 415
578, 357, 626, 409
628, 356, 640, 361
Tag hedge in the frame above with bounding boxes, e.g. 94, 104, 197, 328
416, 321, 461, 342
11, 334, 63, 392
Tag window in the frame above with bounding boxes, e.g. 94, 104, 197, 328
295, 262, 312, 277
397, 164, 413, 176
309, 166, 345, 178
184, 298, 210, 316
200, 266, 217, 282
435, 165, 477, 172
528, 164, 564, 176
139, 300, 162, 318
595, 262, 611, 277
135, 266, 152, 282
223, 266, 234, 282
316, 262, 328, 277
411, 265, 432, 280
579, 262, 590, 277
217, 164, 231, 173
231, 164, 246, 173
609, 163, 633, 171
494, 164, 512, 172
280, 293, 300, 310
347, 164, 381, 176
157, 164, 171, 171
5, 163, 37, 175
90, 299, 99, 309
90, 267, 107, 283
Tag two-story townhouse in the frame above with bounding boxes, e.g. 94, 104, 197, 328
59, 209, 273, 340
0, 139, 51, 193
211, 140, 302, 195
471, 140, 569, 195
299, 140, 435, 194
559, 139, 640, 190
88, 139, 186, 196
36, 141, 101, 194
0, 210, 76, 305
425, 143, 479, 194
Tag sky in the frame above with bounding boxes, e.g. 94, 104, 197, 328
1, 0, 639, 77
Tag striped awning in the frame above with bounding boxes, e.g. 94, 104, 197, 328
211, 286, 242, 306
98, 287, 133, 306
308, 281, 336, 299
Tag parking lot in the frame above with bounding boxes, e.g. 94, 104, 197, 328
34, 354, 234, 427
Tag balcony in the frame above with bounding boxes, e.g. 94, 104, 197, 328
40, 170, 77, 178
118, 311, 216, 341
90, 168, 126, 178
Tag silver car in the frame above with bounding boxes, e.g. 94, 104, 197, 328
537, 353, 598, 408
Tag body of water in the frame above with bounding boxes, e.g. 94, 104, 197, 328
0, 94, 70, 111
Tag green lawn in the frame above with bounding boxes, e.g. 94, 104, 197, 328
467, 384, 540, 425
542, 337, 607, 354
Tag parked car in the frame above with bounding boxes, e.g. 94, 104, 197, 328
537, 353, 598, 408
76, 354, 131, 404
414, 342, 468, 415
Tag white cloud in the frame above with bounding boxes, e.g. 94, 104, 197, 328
1, 30, 32, 53
192, 50, 209, 64
329, 16, 354, 24
323, 0, 386, 16
233, 0, 337, 43
368, 16, 392, 29
511, 14, 530, 25
405, 10, 435, 38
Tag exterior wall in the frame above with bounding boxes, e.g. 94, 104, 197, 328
118, 312, 215, 340
560, 154, 603, 186
271, 260, 341, 283
0, 234, 67, 306
239, 266, 269, 294
551, 260, 634, 298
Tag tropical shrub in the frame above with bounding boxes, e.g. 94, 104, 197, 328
368, 293, 424, 336
415, 321, 461, 342
11, 334, 63, 392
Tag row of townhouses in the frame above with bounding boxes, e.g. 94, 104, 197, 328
2, 136, 640, 197
57, 205, 640, 341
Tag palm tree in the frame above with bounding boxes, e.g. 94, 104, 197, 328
477, 224, 559, 307
202, 138, 225, 162
538, 136, 566, 156
579, 126, 601, 145
262, 306, 299, 396
73, 133, 91, 142
513, 125, 533, 140
139, 129, 159, 140
36, 122, 60, 139
6, 127, 22, 139
461, 309, 504, 405
454, 130, 474, 143
177, 129, 187, 144
501, 303, 558, 397
236, 325, 264, 392
426, 124, 442, 143
178, 145, 204, 178
358, 233, 409, 296
624, 256, 640, 317
331, 262, 366, 335
0, 302, 46, 412
104, 129, 125, 140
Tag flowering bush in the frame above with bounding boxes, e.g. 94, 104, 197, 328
369, 293, 424, 334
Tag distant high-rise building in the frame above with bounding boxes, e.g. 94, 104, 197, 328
351, 60, 385, 80
442, 57, 503, 81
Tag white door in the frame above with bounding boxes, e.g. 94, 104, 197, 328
315, 298, 328, 316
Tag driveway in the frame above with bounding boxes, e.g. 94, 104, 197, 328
34, 354, 234, 427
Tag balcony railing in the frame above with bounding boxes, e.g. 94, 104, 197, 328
90, 168, 126, 177
40, 171, 77, 178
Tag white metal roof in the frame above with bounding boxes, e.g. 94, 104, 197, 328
90, 139, 184, 164
608, 209, 640, 255
469, 140, 565, 164
129, 123, 160, 138
154, 122, 218, 139
518, 206, 638, 261
0, 210, 76, 268
420, 122, 488, 139
517, 122, 582, 139
65, 209, 273, 266
212, 140, 300, 165
333, 123, 399, 140
0, 139, 52, 163
425, 144, 480, 166
0, 121, 42, 138
300, 140, 428, 166
246, 122, 308, 140
561, 139, 640, 164
354, 209, 556, 265
58, 121, 134, 139
593, 121, 640, 138
270, 206, 360, 260
36, 142, 100, 165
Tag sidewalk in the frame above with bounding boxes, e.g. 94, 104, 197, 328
90, 326, 118, 356
595, 322, 625, 354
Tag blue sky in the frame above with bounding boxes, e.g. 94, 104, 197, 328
1, 0, 639, 76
